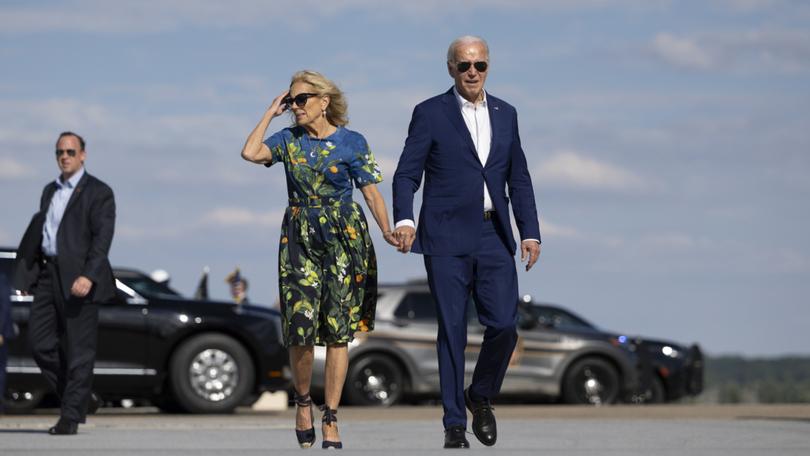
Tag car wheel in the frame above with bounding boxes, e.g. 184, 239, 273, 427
344, 354, 405, 406
169, 333, 255, 413
562, 357, 620, 405
2, 389, 45, 414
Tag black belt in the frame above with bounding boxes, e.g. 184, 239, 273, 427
484, 211, 496, 220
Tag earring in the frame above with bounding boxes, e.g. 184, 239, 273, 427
322, 109, 326, 118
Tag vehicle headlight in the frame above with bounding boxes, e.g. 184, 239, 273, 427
661, 346, 682, 358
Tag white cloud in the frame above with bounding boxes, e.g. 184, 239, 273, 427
651, 33, 714, 69
0, 157, 35, 179
0, 0, 670, 34
200, 207, 283, 228
534, 150, 647, 191
650, 28, 810, 73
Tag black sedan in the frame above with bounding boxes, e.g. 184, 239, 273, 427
1, 249, 289, 413
516, 299, 703, 403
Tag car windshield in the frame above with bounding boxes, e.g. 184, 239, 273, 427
116, 271, 182, 299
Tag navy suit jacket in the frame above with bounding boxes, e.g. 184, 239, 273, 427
393, 88, 541, 256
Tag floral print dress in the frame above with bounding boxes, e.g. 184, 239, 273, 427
263, 126, 383, 347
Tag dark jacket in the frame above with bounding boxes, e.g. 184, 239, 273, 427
0, 273, 14, 340
13, 172, 117, 303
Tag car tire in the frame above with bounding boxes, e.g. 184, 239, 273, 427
562, 357, 620, 405
168, 333, 255, 413
343, 354, 405, 407
2, 389, 45, 414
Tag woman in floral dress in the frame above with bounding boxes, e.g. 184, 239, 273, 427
241, 70, 398, 449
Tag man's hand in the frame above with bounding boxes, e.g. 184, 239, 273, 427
71, 276, 94, 298
394, 226, 416, 253
521, 240, 541, 271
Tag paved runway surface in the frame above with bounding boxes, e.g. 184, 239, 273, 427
1, 405, 809, 455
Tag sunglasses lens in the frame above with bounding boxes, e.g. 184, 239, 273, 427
457, 62, 471, 72
55, 149, 76, 157
474, 61, 488, 72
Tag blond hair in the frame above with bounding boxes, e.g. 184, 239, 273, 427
290, 70, 349, 127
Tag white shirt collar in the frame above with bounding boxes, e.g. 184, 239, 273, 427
453, 86, 487, 109
56, 166, 85, 189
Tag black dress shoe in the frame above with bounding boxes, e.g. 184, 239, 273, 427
48, 418, 78, 435
464, 388, 496, 446
443, 425, 470, 449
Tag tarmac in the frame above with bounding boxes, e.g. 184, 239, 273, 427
1, 404, 809, 455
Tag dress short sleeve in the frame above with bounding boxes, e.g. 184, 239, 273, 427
262, 130, 286, 168
348, 136, 383, 188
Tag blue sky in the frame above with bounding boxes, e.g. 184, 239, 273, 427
1, 0, 808, 356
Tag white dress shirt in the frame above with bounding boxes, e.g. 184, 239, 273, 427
41, 167, 85, 256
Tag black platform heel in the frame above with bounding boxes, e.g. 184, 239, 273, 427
320, 405, 342, 449
294, 392, 316, 448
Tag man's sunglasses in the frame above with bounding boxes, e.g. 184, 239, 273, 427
456, 61, 488, 73
55, 149, 77, 157
283, 93, 319, 109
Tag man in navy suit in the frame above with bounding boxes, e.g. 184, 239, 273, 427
392, 36, 541, 448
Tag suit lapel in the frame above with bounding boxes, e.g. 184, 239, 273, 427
441, 89, 481, 165
63, 172, 89, 217
485, 95, 502, 168
41, 183, 57, 211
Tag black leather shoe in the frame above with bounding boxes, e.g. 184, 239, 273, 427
464, 388, 496, 446
87, 392, 101, 415
443, 425, 469, 449
48, 418, 78, 435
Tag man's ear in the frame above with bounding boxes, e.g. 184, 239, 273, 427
447, 61, 455, 78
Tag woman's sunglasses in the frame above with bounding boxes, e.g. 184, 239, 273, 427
55, 149, 77, 157
283, 93, 319, 109
456, 61, 488, 73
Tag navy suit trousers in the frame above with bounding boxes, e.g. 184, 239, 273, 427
424, 217, 519, 429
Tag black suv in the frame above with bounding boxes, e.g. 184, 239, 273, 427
1, 248, 289, 413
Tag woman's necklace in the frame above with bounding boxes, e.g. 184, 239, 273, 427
303, 125, 336, 158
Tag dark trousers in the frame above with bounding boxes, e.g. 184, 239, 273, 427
0, 345, 6, 413
424, 218, 519, 429
29, 262, 99, 423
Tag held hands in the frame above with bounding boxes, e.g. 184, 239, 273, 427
383, 231, 401, 249
521, 240, 541, 271
393, 226, 416, 253
71, 275, 93, 298
267, 89, 290, 118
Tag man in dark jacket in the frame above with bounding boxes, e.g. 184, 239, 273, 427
14, 131, 116, 435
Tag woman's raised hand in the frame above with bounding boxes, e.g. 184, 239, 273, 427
268, 89, 290, 118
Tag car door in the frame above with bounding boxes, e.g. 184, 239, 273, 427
390, 291, 445, 387
91, 280, 152, 395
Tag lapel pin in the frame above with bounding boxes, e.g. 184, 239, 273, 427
494, 106, 499, 111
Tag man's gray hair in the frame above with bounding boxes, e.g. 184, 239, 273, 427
446, 35, 489, 62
